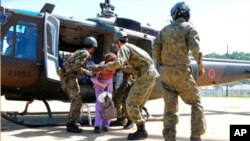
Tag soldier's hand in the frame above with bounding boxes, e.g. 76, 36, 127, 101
198, 64, 205, 77
121, 65, 133, 74
88, 64, 106, 72
56, 67, 64, 79
83, 69, 95, 77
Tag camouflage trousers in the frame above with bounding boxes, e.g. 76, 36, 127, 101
160, 65, 206, 140
60, 73, 82, 124
126, 68, 158, 125
113, 80, 132, 119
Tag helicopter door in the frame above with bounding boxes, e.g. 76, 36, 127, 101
44, 13, 60, 81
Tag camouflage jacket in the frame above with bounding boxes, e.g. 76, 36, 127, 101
105, 43, 155, 76
63, 49, 90, 74
152, 18, 201, 65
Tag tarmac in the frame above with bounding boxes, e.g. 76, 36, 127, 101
1, 96, 250, 141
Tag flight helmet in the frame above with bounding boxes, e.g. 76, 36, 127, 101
113, 31, 128, 43
170, 2, 190, 21
84, 37, 98, 48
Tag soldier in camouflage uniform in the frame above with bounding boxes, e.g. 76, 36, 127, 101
152, 2, 206, 141
112, 67, 137, 129
111, 44, 136, 129
90, 31, 159, 140
57, 37, 98, 133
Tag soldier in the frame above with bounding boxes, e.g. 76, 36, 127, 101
111, 44, 135, 129
4, 32, 13, 56
113, 73, 136, 129
90, 31, 159, 140
152, 2, 206, 141
57, 37, 98, 133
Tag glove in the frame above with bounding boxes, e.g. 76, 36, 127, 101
198, 64, 205, 77
88, 64, 106, 72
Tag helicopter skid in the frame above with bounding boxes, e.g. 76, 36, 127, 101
1, 99, 68, 127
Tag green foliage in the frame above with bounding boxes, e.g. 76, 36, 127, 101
241, 80, 250, 84
204, 51, 250, 61
204, 53, 225, 59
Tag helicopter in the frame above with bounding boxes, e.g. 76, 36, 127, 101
1, 0, 250, 127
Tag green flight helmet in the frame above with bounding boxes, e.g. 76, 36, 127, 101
84, 36, 98, 48
113, 31, 128, 43
170, 1, 190, 22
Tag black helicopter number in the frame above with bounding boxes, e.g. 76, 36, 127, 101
7, 70, 31, 78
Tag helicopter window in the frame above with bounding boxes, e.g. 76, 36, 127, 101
1, 26, 24, 57
15, 21, 37, 59
46, 23, 57, 56
0, 21, 37, 59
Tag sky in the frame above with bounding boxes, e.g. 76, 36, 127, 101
2, 0, 250, 55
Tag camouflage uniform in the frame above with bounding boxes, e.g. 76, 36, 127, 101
57, 49, 90, 124
120, 74, 135, 119
152, 18, 206, 140
104, 43, 159, 125
113, 71, 135, 120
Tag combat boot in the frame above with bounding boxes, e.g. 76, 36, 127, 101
123, 120, 134, 129
102, 126, 109, 132
190, 137, 204, 141
163, 129, 176, 141
66, 122, 83, 133
127, 123, 148, 140
93, 126, 103, 134
110, 117, 125, 126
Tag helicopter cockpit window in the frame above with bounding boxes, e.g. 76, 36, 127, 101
0, 21, 38, 59
16, 21, 37, 59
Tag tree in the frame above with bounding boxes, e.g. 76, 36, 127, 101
205, 52, 250, 61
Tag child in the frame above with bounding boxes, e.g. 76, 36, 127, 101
91, 52, 116, 133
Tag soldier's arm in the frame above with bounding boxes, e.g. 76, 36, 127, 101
73, 51, 91, 74
105, 47, 129, 70
188, 26, 202, 65
152, 31, 163, 65
188, 25, 205, 77
121, 65, 133, 74
79, 68, 94, 76
193, 51, 205, 77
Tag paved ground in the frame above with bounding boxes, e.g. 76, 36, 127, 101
1, 96, 250, 141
